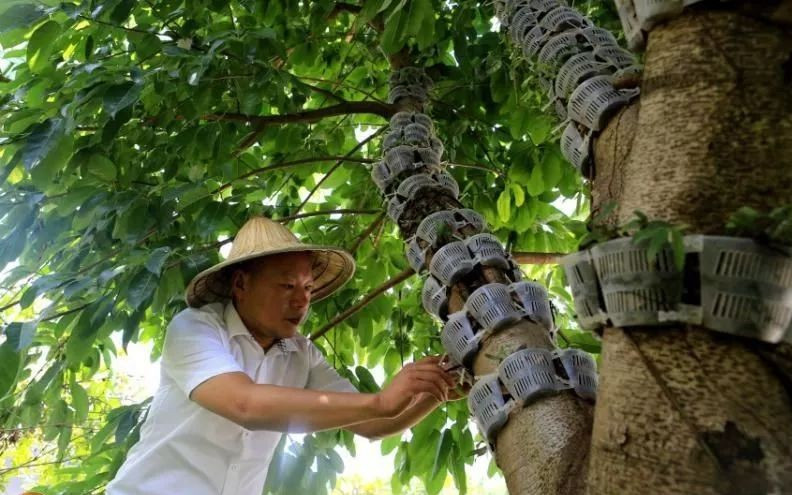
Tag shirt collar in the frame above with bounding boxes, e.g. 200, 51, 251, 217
223, 303, 298, 353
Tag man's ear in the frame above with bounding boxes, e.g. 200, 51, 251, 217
230, 269, 247, 299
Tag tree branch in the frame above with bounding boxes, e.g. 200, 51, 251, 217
511, 252, 566, 265
309, 268, 415, 341
446, 161, 505, 177
348, 212, 387, 254
293, 127, 386, 213
277, 209, 380, 224
227, 101, 395, 154
212, 155, 375, 195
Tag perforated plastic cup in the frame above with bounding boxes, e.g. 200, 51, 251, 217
382, 130, 403, 151
405, 237, 426, 273
467, 374, 511, 442
404, 123, 431, 146
416, 147, 442, 166
511, 281, 554, 331
555, 51, 609, 99
509, 7, 540, 44
384, 145, 417, 173
413, 113, 434, 131
466, 283, 523, 331
421, 275, 448, 320
416, 210, 459, 247
455, 208, 487, 233
498, 348, 561, 403
441, 311, 481, 367
593, 45, 637, 69
558, 348, 598, 400
430, 241, 475, 285
396, 174, 437, 200
390, 111, 413, 130
539, 6, 590, 32
560, 250, 607, 331
386, 196, 406, 223
537, 31, 585, 70
466, 233, 510, 269
371, 161, 391, 193
433, 172, 460, 198
567, 75, 629, 130
522, 24, 551, 58
579, 26, 618, 47
560, 122, 591, 171
696, 235, 792, 343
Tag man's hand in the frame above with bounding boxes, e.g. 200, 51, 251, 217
375, 356, 456, 417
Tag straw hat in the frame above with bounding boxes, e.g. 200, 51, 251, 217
185, 216, 355, 308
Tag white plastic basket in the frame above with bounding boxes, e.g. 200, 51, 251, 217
467, 374, 512, 443
430, 241, 476, 285
441, 311, 482, 367
405, 237, 426, 273
567, 75, 629, 130
416, 210, 459, 247
466, 233, 510, 269
510, 281, 554, 332
555, 51, 609, 99
466, 283, 524, 331
558, 348, 598, 400
560, 122, 591, 172
498, 348, 561, 403
404, 123, 431, 146
421, 275, 449, 320
539, 6, 590, 32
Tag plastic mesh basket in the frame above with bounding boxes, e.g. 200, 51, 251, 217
466, 283, 524, 331
386, 196, 406, 223
591, 237, 683, 327
413, 113, 434, 131
560, 250, 607, 330
560, 122, 591, 171
580, 26, 618, 47
404, 123, 432, 146
406, 237, 427, 273
382, 130, 403, 151
416, 147, 442, 166
456, 208, 487, 233
537, 31, 585, 69
371, 161, 390, 193
396, 174, 437, 200
510, 281, 554, 332
384, 145, 418, 173
509, 7, 540, 44
430, 241, 476, 285
539, 6, 590, 32
522, 24, 551, 58
434, 172, 460, 198
697, 236, 792, 343
593, 45, 637, 70
390, 111, 414, 130
468, 374, 510, 442
441, 311, 481, 367
466, 233, 510, 269
555, 51, 608, 99
416, 210, 459, 247
614, 0, 645, 51
498, 348, 560, 403
567, 75, 629, 130
558, 348, 598, 400
421, 275, 449, 320
634, 0, 684, 29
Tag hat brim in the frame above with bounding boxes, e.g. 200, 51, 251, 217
185, 245, 355, 308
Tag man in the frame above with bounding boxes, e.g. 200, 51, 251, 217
107, 216, 459, 495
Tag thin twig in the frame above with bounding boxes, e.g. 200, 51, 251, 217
309, 268, 415, 341
349, 212, 386, 254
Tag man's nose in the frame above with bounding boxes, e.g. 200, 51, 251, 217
292, 287, 311, 307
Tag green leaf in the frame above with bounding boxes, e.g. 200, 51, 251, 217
670, 228, 685, 270
525, 114, 553, 145
526, 164, 544, 196
145, 247, 172, 276
27, 20, 60, 73
87, 153, 116, 181
354, 365, 380, 393
103, 80, 142, 118
431, 429, 454, 480
384, 348, 401, 376
4, 321, 36, 351
0, 342, 21, 398
540, 149, 564, 190
70, 380, 90, 422
380, 8, 406, 54
0, 4, 49, 34
509, 183, 525, 207
496, 189, 511, 223
128, 269, 158, 310
115, 407, 138, 444
381, 433, 402, 455
21, 118, 65, 171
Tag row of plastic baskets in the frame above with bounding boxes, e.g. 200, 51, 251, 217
390, 111, 434, 132
465, 282, 554, 332
389, 67, 434, 89
388, 84, 429, 104
415, 209, 487, 247
560, 236, 792, 343
468, 347, 597, 443
383, 123, 433, 149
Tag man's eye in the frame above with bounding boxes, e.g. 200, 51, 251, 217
282, 283, 295, 289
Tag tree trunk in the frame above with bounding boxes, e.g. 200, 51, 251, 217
589, 9, 792, 494
384, 60, 593, 495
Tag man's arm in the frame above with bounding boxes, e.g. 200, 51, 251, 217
190, 358, 455, 433
345, 392, 441, 440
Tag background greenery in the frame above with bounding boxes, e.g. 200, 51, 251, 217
0, 0, 616, 493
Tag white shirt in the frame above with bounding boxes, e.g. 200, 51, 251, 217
107, 302, 357, 495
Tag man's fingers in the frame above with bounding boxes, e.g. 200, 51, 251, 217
406, 364, 456, 387
411, 377, 446, 402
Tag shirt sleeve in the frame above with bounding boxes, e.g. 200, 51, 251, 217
161, 309, 245, 397
305, 341, 358, 393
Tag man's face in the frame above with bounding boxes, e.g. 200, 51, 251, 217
231, 252, 314, 344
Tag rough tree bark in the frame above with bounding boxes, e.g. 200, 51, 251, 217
589, 9, 792, 494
